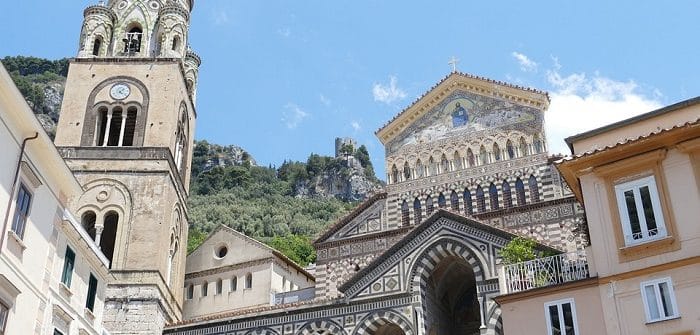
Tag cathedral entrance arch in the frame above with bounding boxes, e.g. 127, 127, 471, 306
298, 319, 346, 335
409, 239, 487, 335
353, 311, 413, 335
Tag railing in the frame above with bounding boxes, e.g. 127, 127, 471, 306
503, 251, 589, 294
273, 287, 316, 305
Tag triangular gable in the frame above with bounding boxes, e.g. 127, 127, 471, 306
185, 225, 274, 274
375, 72, 550, 148
338, 209, 559, 300
314, 193, 387, 245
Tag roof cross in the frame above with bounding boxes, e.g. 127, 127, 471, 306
448, 56, 459, 73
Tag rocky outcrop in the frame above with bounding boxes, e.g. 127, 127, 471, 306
294, 157, 383, 202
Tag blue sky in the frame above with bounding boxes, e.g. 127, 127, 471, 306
2, 1, 699, 179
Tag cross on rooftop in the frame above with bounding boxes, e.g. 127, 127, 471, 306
448, 56, 459, 73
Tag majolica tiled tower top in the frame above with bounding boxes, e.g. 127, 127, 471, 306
54, 0, 200, 333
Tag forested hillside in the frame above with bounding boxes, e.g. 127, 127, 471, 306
3, 56, 384, 266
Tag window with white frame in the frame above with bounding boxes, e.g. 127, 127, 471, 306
544, 298, 579, 335
641, 277, 679, 323
10, 184, 32, 239
614, 175, 667, 245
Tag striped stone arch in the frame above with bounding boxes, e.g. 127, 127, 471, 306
244, 328, 279, 335
353, 310, 414, 335
485, 305, 504, 335
297, 319, 346, 335
408, 238, 486, 294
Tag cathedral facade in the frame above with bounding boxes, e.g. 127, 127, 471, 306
47, 1, 587, 334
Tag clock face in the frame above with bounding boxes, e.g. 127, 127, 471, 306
110, 83, 131, 100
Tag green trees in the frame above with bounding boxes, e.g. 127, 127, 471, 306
498, 237, 537, 265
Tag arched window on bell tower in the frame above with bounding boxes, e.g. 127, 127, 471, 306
92, 37, 103, 56
174, 104, 190, 174
101, 211, 119, 268
95, 105, 139, 147
124, 26, 143, 54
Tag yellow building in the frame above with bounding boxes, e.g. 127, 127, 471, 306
496, 97, 700, 335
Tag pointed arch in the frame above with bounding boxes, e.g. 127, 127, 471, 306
230, 276, 238, 291
493, 143, 501, 161
101, 211, 119, 268
353, 310, 414, 335
437, 193, 446, 208
299, 319, 347, 335
515, 178, 526, 206
453, 150, 462, 170
428, 156, 438, 176
413, 198, 422, 225
519, 137, 528, 157
245, 272, 253, 289
489, 183, 499, 210
506, 140, 515, 159
403, 162, 411, 181
502, 180, 512, 208
415, 159, 424, 178
425, 195, 434, 215
480, 145, 488, 165
533, 134, 543, 153
440, 153, 450, 173
450, 190, 459, 211
463, 189, 473, 215
81, 211, 97, 241
476, 187, 486, 212
528, 175, 540, 202
467, 148, 475, 167
401, 200, 410, 226
391, 164, 399, 184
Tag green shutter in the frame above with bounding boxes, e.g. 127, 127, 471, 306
86, 274, 98, 311
61, 247, 75, 287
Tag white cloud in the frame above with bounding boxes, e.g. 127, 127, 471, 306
373, 76, 407, 104
319, 94, 331, 106
277, 27, 291, 38
281, 103, 309, 129
545, 65, 662, 155
212, 10, 230, 25
351, 121, 361, 131
512, 52, 538, 72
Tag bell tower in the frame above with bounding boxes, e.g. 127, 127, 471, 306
54, 0, 200, 332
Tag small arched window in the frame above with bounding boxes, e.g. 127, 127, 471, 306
413, 198, 422, 225
125, 26, 143, 53
425, 195, 434, 215
186, 284, 194, 300
391, 164, 399, 184
92, 37, 102, 56
467, 148, 475, 167
480, 146, 488, 165
231, 276, 238, 291
533, 135, 543, 154
450, 190, 459, 211
463, 189, 473, 215
519, 137, 528, 157
476, 187, 486, 212
453, 151, 462, 170
403, 162, 411, 181
416, 159, 424, 178
493, 143, 501, 161
216, 279, 223, 295
201, 282, 208, 297
245, 273, 253, 289
172, 35, 181, 51
506, 140, 515, 159
96, 105, 138, 147
440, 154, 450, 173
401, 200, 410, 226
489, 183, 499, 210
437, 193, 446, 208
503, 180, 513, 208
81, 211, 97, 241
428, 156, 438, 176
101, 211, 119, 268
529, 175, 540, 202
515, 178, 526, 206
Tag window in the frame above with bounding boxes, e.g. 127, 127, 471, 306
81, 211, 97, 241
476, 187, 486, 212
425, 196, 434, 215
100, 212, 119, 268
453, 151, 462, 170
440, 154, 450, 173
463, 189, 473, 215
519, 137, 528, 157
479, 146, 488, 165
529, 175, 540, 203
641, 277, 679, 323
86, 274, 98, 312
11, 184, 32, 239
216, 279, 223, 295
467, 148, 475, 167
416, 159, 424, 178
92, 37, 102, 56
53, 329, 64, 335
413, 198, 422, 225
61, 246, 76, 288
515, 178, 526, 206
0, 301, 7, 334
403, 163, 411, 180
437, 193, 446, 208
614, 176, 667, 245
245, 273, 253, 289
124, 27, 143, 53
493, 143, 501, 161
201, 282, 208, 297
390, 165, 399, 184
506, 140, 515, 159
450, 191, 459, 211
185, 284, 193, 299
96, 106, 138, 147
503, 181, 512, 208
544, 299, 579, 335
230, 277, 237, 291
401, 201, 410, 226
489, 183, 499, 210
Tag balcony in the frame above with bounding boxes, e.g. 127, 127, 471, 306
502, 251, 589, 294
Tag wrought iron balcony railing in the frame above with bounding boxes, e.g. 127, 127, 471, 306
503, 251, 589, 294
